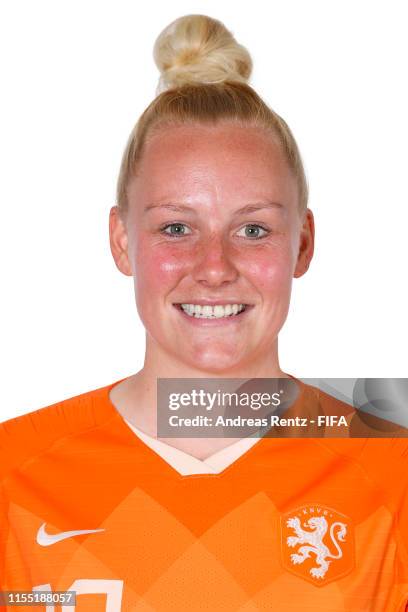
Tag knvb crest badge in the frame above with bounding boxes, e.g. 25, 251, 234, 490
280, 504, 355, 586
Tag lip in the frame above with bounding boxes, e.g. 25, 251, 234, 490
172, 303, 255, 325
173, 300, 253, 306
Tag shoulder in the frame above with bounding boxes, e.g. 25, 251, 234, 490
295, 378, 408, 486
297, 377, 408, 440
315, 436, 408, 476
0, 380, 119, 481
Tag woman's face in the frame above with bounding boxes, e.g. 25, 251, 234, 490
110, 122, 314, 373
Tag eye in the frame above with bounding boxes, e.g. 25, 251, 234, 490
161, 223, 192, 237
236, 224, 270, 239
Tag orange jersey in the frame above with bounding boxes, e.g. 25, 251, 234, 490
0, 377, 407, 611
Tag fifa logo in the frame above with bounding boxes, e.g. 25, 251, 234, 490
280, 504, 355, 586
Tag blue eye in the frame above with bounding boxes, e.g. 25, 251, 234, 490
161, 223, 192, 237
236, 224, 269, 239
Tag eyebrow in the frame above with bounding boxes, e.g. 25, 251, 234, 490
144, 201, 284, 215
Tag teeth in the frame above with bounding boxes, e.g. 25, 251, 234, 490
179, 303, 247, 318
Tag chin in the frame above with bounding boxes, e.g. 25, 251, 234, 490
184, 346, 247, 375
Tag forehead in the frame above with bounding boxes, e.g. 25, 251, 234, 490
127, 122, 297, 208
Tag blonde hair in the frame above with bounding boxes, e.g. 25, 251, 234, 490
116, 14, 308, 216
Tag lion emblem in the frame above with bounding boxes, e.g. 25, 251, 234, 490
286, 515, 347, 579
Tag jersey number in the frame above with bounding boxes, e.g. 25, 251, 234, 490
33, 579, 124, 611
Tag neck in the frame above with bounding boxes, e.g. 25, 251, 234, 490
110, 334, 289, 457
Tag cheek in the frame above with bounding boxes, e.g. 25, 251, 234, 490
134, 238, 188, 292
240, 246, 294, 292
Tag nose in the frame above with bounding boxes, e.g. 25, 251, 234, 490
192, 233, 239, 287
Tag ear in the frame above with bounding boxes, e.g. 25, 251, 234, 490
109, 205, 133, 276
294, 208, 315, 278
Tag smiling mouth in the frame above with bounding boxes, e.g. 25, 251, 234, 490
173, 303, 252, 319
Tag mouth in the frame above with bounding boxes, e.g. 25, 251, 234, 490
173, 302, 254, 320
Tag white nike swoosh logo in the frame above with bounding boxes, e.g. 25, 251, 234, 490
36, 523, 105, 546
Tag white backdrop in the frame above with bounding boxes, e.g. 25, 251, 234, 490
1, 0, 407, 420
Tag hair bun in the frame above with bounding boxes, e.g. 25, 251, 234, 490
153, 14, 252, 94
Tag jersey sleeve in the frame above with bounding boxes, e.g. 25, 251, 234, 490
0, 434, 10, 601
395, 442, 408, 600
360, 438, 408, 608
0, 481, 8, 587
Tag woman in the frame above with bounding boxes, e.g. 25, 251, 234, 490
1, 14, 407, 611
